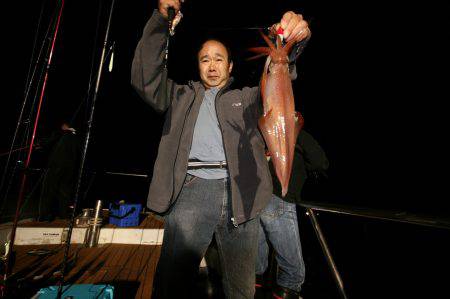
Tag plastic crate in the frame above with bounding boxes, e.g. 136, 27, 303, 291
36, 284, 114, 299
109, 203, 142, 227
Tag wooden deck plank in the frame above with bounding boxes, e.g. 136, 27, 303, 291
12, 245, 75, 281
135, 245, 155, 299
98, 245, 129, 282
137, 246, 160, 299
64, 245, 110, 283
9, 215, 164, 298
72, 244, 114, 283
126, 246, 147, 282
10, 244, 160, 299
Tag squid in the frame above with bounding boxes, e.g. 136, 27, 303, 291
250, 29, 304, 197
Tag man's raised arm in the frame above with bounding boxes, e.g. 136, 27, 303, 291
131, 7, 177, 113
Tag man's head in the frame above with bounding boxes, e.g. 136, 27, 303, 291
61, 122, 76, 133
197, 39, 233, 89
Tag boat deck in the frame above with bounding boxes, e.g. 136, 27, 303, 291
10, 243, 160, 298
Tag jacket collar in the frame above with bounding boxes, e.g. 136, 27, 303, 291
190, 77, 234, 94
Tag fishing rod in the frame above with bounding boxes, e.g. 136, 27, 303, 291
56, 0, 117, 297
1, 0, 66, 296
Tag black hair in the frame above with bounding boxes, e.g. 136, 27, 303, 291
197, 38, 233, 63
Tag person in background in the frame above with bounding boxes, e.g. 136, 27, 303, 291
256, 129, 329, 299
37, 121, 80, 222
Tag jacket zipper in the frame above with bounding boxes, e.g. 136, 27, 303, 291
214, 84, 238, 228
185, 81, 198, 170
172, 81, 197, 203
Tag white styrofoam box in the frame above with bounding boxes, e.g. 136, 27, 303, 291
14, 227, 88, 245
141, 229, 164, 245
11, 226, 165, 246
98, 228, 115, 244
111, 228, 143, 244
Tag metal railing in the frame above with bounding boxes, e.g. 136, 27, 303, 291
299, 201, 450, 299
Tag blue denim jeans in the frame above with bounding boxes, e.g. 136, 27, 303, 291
153, 174, 259, 299
256, 194, 306, 292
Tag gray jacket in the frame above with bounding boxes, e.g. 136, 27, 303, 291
131, 10, 306, 224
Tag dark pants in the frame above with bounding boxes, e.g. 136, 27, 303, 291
38, 166, 74, 221
153, 174, 259, 299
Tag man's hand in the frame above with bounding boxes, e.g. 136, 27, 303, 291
272, 11, 310, 43
158, 0, 184, 19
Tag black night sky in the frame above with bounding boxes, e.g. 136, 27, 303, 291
1, 1, 450, 298
4, 0, 447, 214
1, 0, 448, 210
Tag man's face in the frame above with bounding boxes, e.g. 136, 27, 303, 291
198, 40, 233, 89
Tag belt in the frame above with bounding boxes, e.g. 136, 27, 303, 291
187, 159, 228, 169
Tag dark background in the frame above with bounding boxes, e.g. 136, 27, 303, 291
3, 0, 448, 213
1, 0, 449, 298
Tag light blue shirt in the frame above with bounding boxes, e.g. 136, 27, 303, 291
188, 87, 228, 179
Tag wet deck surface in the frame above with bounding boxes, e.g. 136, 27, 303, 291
10, 244, 161, 298
5, 212, 450, 298
7, 214, 164, 298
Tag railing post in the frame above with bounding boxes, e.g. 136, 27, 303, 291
306, 208, 349, 299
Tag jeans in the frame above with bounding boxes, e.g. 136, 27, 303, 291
153, 174, 259, 299
256, 195, 305, 292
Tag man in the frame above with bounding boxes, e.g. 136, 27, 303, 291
256, 130, 329, 299
131, 0, 310, 297
38, 122, 80, 222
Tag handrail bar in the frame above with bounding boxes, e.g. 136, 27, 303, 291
299, 201, 450, 230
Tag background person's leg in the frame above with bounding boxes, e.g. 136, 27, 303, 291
265, 197, 305, 293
